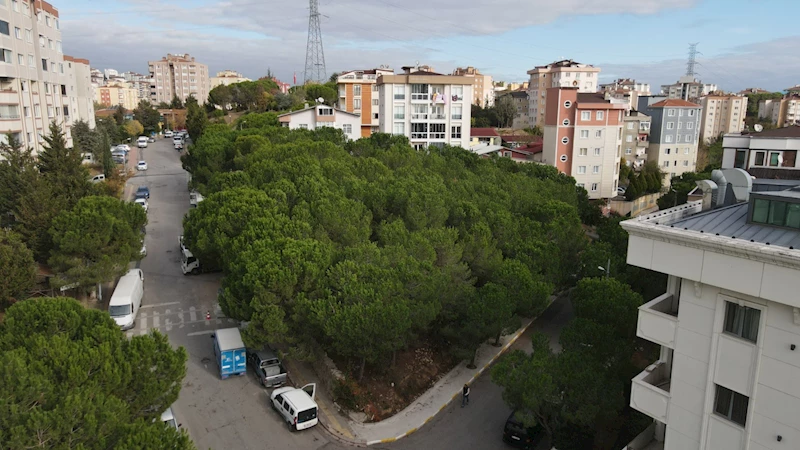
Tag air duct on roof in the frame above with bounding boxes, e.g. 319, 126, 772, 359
695, 179, 718, 211
721, 168, 753, 203
711, 169, 728, 209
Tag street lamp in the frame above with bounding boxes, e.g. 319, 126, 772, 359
597, 258, 611, 279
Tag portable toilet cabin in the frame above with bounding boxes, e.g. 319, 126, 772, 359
212, 328, 247, 379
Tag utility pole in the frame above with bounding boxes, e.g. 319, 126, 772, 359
686, 43, 700, 78
303, 0, 327, 84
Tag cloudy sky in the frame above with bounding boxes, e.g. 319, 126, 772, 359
60, 0, 799, 92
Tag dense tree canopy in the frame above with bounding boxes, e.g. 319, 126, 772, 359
0, 230, 36, 307
0, 297, 192, 450
182, 119, 586, 373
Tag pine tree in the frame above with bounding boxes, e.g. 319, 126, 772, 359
38, 121, 91, 208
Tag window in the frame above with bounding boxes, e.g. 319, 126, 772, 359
20, 80, 26, 91
714, 385, 749, 427
0, 49, 10, 63
25, 29, 31, 42
12, 0, 18, 12
592, 165, 600, 174
353, 99, 361, 110
590, 183, 598, 192
22, 106, 29, 117
769, 152, 780, 167
353, 84, 361, 96
665, 135, 673, 143
559, 154, 568, 162
13, 27, 20, 39
581, 111, 590, 121
734, 150, 746, 169
577, 166, 586, 174
33, 104, 40, 117
452, 105, 462, 120
593, 148, 601, 156
782, 150, 797, 167
16, 53, 22, 65
393, 122, 405, 135
627, 122, 634, 130
561, 137, 569, 144
59, 63, 63, 74
318, 107, 333, 116
751, 197, 800, 229
564, 100, 571, 108
372, 99, 379, 106
393, 85, 405, 100
663, 161, 669, 168
0, 20, 7, 36
48, 39, 53, 50
38, 34, 44, 47
626, 135, 633, 142
684, 148, 689, 155
625, 148, 632, 155
45, 16, 50, 27
723, 301, 760, 343
562, 118, 570, 126
63, 105, 68, 117
667, 122, 674, 130
341, 124, 352, 134
393, 105, 404, 120
677, 122, 682, 129
580, 130, 589, 138
754, 151, 765, 166
595, 130, 602, 138
579, 148, 587, 156
46, 106, 53, 118
596, 111, 604, 120
56, 41, 61, 53
689, 110, 695, 116
451, 125, 461, 139
41, 58, 47, 71
372, 84, 378, 92
298, 124, 308, 129
576, 183, 584, 188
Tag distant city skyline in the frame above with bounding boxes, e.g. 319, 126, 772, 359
61, 0, 800, 93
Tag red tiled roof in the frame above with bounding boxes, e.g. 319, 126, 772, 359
470, 128, 499, 137
519, 142, 543, 154
500, 135, 541, 143
649, 99, 700, 108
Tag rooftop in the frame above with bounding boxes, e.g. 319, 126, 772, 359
649, 98, 701, 108
471, 128, 500, 137
577, 93, 613, 104
745, 125, 800, 138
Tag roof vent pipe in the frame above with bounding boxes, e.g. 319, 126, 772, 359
711, 169, 728, 209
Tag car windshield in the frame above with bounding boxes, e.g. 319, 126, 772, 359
297, 407, 317, 423
109, 304, 131, 316
138, 161, 145, 165
137, 187, 148, 193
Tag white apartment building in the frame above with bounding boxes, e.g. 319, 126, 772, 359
759, 97, 800, 128
527, 59, 601, 127
622, 169, 800, 450
0, 0, 95, 154
452, 66, 494, 107
699, 94, 747, 142
277, 103, 361, 141
336, 68, 394, 138
148, 53, 209, 104
210, 69, 250, 88
377, 67, 473, 150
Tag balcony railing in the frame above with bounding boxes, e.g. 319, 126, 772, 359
394, 94, 405, 100
630, 361, 671, 424
430, 132, 446, 139
410, 132, 427, 139
637, 293, 678, 349
430, 113, 446, 120
411, 93, 429, 101
452, 114, 463, 120
411, 113, 428, 120
394, 114, 405, 120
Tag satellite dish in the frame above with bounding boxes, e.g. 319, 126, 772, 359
317, 97, 325, 103
754, 124, 763, 132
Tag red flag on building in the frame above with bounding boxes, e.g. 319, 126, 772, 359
293, 72, 296, 85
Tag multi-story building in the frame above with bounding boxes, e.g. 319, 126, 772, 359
737, 87, 770, 96
622, 110, 651, 169
661, 76, 717, 102
452, 66, 494, 107
277, 103, 361, 141
148, 53, 209, 105
272, 77, 290, 94
377, 66, 474, 150
89, 67, 104, 85
722, 126, 800, 180
95, 81, 138, 110
699, 94, 747, 142
637, 97, 702, 182
210, 70, 250, 88
622, 170, 800, 450
0, 0, 95, 154
469, 128, 500, 147
786, 85, 800, 96
759, 96, 800, 128
541, 88, 624, 199
506, 89, 529, 129
336, 68, 393, 138
601, 78, 651, 112
527, 59, 601, 127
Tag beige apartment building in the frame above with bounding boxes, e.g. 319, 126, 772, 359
148, 53, 209, 104
0, 0, 95, 155
336, 68, 393, 138
759, 96, 800, 128
452, 66, 494, 107
527, 59, 601, 127
95, 81, 138, 110
698, 94, 747, 142
210, 69, 250, 88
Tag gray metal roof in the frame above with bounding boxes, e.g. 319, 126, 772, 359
670, 203, 800, 249
215, 328, 245, 351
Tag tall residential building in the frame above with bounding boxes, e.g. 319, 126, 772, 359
601, 78, 651, 112
148, 53, 210, 105
661, 76, 717, 102
95, 81, 138, 110
622, 110, 651, 170
541, 88, 624, 199
377, 66, 474, 150
638, 97, 702, 182
452, 66, 494, 107
622, 170, 800, 450
0, 0, 95, 154
759, 96, 800, 128
210, 70, 250, 88
786, 85, 800, 96
505, 89, 529, 129
698, 94, 748, 142
527, 59, 601, 127
722, 126, 800, 180
336, 68, 393, 138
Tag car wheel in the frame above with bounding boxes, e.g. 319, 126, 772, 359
191, 268, 200, 275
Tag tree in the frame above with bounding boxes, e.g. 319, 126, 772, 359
0, 134, 37, 222
304, 83, 337, 106
170, 95, 184, 109
123, 120, 145, 139
185, 95, 208, 140
0, 297, 192, 450
48, 196, 147, 289
0, 230, 36, 307
494, 94, 516, 128
208, 84, 232, 110
97, 116, 120, 144
38, 122, 92, 207
100, 129, 114, 177
134, 100, 161, 134
71, 120, 100, 158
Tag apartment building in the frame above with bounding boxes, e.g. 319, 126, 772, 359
787, 85, 800, 96
377, 66, 474, 150
527, 59, 601, 127
148, 53, 209, 105
541, 88, 624, 199
452, 66, 494, 107
210, 69, 250, 88
661, 76, 717, 102
507, 89, 529, 129
601, 78, 651, 112
336, 68, 393, 138
0, 0, 95, 154
698, 94, 747, 142
622, 170, 800, 450
721, 126, 800, 180
759, 96, 800, 128
95, 81, 138, 110
622, 110, 651, 169
277, 103, 361, 141
637, 97, 702, 182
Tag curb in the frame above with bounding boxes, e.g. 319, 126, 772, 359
363, 315, 538, 446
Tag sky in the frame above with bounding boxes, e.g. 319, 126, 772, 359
58, 0, 800, 93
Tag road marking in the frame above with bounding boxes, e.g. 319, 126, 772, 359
165, 309, 172, 331
139, 315, 146, 332
189, 306, 197, 322
141, 301, 180, 309
152, 311, 160, 329
187, 330, 216, 337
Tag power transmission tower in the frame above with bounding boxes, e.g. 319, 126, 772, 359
304, 0, 326, 84
686, 43, 700, 77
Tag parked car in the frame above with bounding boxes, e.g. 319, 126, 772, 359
81, 153, 95, 165
134, 197, 148, 212
502, 410, 545, 449
148, 136, 155, 143
137, 136, 148, 148
90, 174, 105, 183
108, 269, 144, 331
164, 130, 173, 138
137, 161, 148, 171
135, 185, 150, 199
270, 384, 318, 431
246, 347, 288, 388
160, 406, 181, 429
174, 142, 183, 151
116, 144, 131, 152
211, 328, 247, 379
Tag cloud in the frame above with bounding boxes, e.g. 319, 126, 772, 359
598, 36, 800, 93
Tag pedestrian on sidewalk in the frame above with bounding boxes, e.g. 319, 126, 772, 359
461, 383, 470, 407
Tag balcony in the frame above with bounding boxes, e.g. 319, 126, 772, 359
411, 113, 428, 120
411, 93, 429, 101
410, 132, 428, 139
630, 361, 671, 424
430, 113, 446, 120
621, 422, 664, 450
637, 293, 678, 348
429, 132, 446, 139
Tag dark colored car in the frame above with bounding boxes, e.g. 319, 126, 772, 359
503, 411, 545, 449
135, 185, 150, 200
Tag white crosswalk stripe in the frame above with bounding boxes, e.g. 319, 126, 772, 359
125, 306, 238, 339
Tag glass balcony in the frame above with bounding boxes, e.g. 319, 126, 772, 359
637, 293, 678, 349
630, 361, 671, 424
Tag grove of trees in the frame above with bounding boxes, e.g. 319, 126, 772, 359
181, 115, 590, 378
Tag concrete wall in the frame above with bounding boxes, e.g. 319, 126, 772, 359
609, 192, 661, 217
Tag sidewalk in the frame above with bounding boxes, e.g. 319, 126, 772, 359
286, 315, 537, 446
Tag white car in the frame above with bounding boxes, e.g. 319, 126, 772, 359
137, 136, 148, 148
134, 197, 148, 212
270, 384, 318, 431
116, 144, 131, 152
161, 407, 179, 429
137, 161, 148, 171
141, 241, 147, 256
164, 131, 173, 138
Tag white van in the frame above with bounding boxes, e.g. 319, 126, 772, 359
270, 384, 318, 431
108, 268, 144, 331
137, 136, 149, 148
160, 406, 180, 429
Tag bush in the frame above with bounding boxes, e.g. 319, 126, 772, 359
332, 376, 365, 412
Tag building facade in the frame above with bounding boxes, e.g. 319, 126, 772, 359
699, 94, 747, 142
527, 59, 601, 127
452, 66, 494, 107
277, 103, 361, 141
638, 97, 702, 182
661, 76, 717, 102
210, 69, 250, 88
336, 68, 393, 138
759, 96, 800, 128
63, 55, 95, 129
95, 81, 138, 110
377, 67, 474, 149
722, 126, 800, 180
622, 171, 800, 450
622, 110, 651, 170
541, 88, 624, 199
505, 89, 529, 129
601, 78, 651, 112
148, 53, 209, 105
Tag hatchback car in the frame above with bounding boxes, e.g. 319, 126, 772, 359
137, 161, 148, 171
134, 197, 148, 212
502, 411, 545, 449
148, 136, 155, 143
135, 185, 150, 199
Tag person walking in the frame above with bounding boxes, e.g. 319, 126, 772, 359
461, 383, 470, 407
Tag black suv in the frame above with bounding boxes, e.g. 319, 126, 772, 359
503, 411, 545, 449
